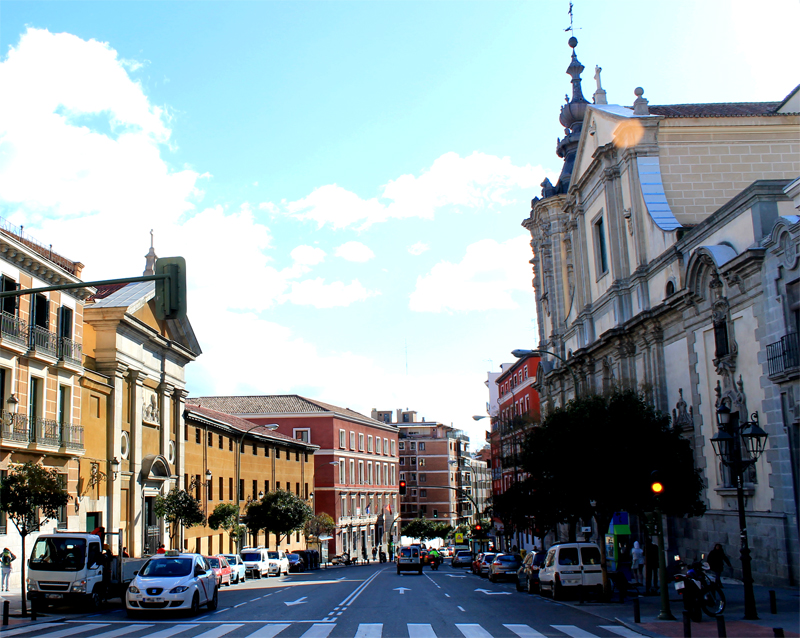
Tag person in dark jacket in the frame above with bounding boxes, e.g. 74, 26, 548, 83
645, 539, 659, 594
707, 543, 732, 584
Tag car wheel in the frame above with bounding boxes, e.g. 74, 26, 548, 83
190, 592, 201, 616
207, 587, 219, 611
489, 573, 496, 583
553, 582, 563, 601
90, 587, 103, 610
418, 568, 423, 575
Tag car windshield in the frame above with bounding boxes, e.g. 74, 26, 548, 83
482, 554, 496, 562
30, 538, 86, 572
223, 555, 238, 564
288, 554, 299, 560
241, 552, 262, 561
267, 552, 279, 559
500, 555, 521, 563
208, 558, 220, 568
457, 551, 471, 557
140, 557, 194, 578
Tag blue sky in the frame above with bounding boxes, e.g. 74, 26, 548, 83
1, 1, 798, 449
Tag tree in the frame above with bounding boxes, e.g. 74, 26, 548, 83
402, 518, 434, 541
208, 502, 244, 550
520, 389, 705, 594
304, 513, 335, 544
245, 490, 312, 549
0, 462, 70, 616
154, 488, 206, 547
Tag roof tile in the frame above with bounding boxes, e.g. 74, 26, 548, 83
648, 102, 785, 118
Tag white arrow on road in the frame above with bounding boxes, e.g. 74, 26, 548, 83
474, 589, 512, 595
446, 574, 466, 578
394, 587, 411, 595
284, 596, 308, 606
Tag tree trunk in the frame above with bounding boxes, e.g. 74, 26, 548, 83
595, 511, 612, 600
20, 532, 27, 616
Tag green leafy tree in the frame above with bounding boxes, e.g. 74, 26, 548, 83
304, 512, 335, 544
0, 462, 70, 615
245, 490, 312, 549
154, 488, 206, 547
208, 502, 244, 550
430, 522, 453, 541
402, 518, 435, 541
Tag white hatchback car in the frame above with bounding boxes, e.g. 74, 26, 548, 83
126, 552, 218, 616
266, 550, 289, 577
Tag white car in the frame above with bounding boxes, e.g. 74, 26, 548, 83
266, 550, 289, 577
222, 554, 247, 584
126, 552, 218, 616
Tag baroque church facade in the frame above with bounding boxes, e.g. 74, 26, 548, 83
525, 38, 799, 585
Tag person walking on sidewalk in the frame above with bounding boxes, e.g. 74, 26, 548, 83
1, 548, 16, 591
707, 543, 731, 585
631, 541, 644, 584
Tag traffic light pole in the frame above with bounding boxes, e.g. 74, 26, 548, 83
0, 273, 169, 298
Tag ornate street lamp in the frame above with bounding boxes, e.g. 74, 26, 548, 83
511, 348, 580, 396
711, 403, 768, 620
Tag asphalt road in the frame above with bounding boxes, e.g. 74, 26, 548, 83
19, 563, 646, 638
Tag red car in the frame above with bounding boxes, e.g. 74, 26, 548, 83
207, 555, 232, 587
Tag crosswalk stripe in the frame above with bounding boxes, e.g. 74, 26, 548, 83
0, 622, 61, 637
33, 625, 109, 638
599, 627, 644, 637
456, 625, 493, 638
551, 627, 600, 638
354, 624, 382, 638
93, 625, 155, 638
504, 625, 548, 638
299, 624, 336, 638
408, 625, 436, 638
244, 625, 291, 638
193, 625, 244, 638
145, 624, 200, 638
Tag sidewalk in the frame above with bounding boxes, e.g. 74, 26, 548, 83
557, 580, 800, 638
0, 586, 66, 629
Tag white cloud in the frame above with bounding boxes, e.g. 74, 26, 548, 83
291, 245, 327, 266
267, 151, 548, 230
408, 242, 430, 256
409, 236, 533, 313
334, 241, 375, 262
281, 278, 378, 308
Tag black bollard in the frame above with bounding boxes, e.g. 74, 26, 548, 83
716, 615, 727, 638
682, 610, 692, 638
769, 590, 777, 614
633, 597, 641, 623
773, 629, 785, 638
2, 600, 8, 626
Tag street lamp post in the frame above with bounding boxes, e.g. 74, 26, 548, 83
511, 348, 580, 396
235, 423, 279, 550
711, 404, 768, 620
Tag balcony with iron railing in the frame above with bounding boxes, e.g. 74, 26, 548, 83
766, 332, 799, 379
0, 411, 84, 451
58, 336, 82, 366
0, 312, 28, 348
28, 325, 59, 358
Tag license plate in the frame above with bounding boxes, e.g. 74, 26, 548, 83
675, 581, 685, 591
45, 594, 63, 599
143, 597, 163, 603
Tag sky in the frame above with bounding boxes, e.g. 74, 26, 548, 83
1, 1, 798, 451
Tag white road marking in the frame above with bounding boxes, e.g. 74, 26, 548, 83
136, 625, 200, 638
457, 606, 466, 612
444, 593, 450, 597
30, 625, 108, 638
250, 597, 262, 602
551, 627, 601, 638
456, 624, 494, 638
354, 624, 382, 638
504, 625, 548, 638
0, 623, 62, 637
408, 625, 437, 638
193, 625, 244, 638
299, 625, 336, 638
93, 626, 155, 638
244, 625, 291, 638
234, 602, 248, 608
599, 627, 645, 637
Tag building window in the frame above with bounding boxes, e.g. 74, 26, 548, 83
265, 480, 270, 494
340, 429, 346, 448
195, 428, 201, 444
418, 442, 425, 451
208, 432, 213, 447
253, 443, 258, 455
239, 479, 244, 500
410, 442, 416, 451
265, 446, 270, 457
339, 459, 345, 483
219, 434, 223, 449
350, 431, 356, 450
349, 460, 355, 484
229, 438, 233, 451
420, 474, 426, 483
419, 458, 425, 466
296, 482, 300, 496
208, 477, 213, 501
398, 441, 405, 450
294, 429, 310, 443
399, 458, 405, 466
391, 440, 396, 456
358, 461, 364, 484
219, 477, 223, 499
229, 477, 233, 500
391, 465, 396, 484
410, 457, 416, 466
358, 433, 365, 451
594, 215, 608, 276
367, 463, 373, 485
383, 438, 388, 455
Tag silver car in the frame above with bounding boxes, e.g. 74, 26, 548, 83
222, 554, 247, 584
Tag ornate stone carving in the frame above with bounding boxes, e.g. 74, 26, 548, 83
142, 389, 160, 424
672, 388, 694, 431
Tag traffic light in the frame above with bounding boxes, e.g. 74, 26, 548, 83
475, 523, 481, 532
399, 480, 406, 495
155, 257, 187, 321
433, 511, 438, 518
650, 470, 664, 495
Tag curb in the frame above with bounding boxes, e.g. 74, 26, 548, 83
549, 598, 668, 638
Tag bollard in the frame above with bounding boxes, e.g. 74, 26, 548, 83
682, 610, 692, 638
716, 615, 727, 638
30, 604, 36, 621
633, 597, 641, 623
769, 589, 777, 614
773, 629, 785, 638
2, 600, 8, 626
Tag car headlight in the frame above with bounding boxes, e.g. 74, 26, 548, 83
170, 586, 190, 593
26, 579, 37, 592
71, 580, 87, 593
128, 585, 140, 593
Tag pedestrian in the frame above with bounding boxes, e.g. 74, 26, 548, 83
122, 547, 130, 558
707, 543, 731, 585
631, 541, 644, 584
156, 543, 166, 554
1, 548, 16, 592
645, 539, 659, 594
372, 546, 377, 561
361, 545, 368, 564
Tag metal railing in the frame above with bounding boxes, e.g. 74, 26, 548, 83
766, 332, 799, 377
0, 216, 79, 275
58, 336, 82, 365
32, 416, 60, 446
29, 325, 59, 357
61, 423, 85, 449
0, 411, 30, 443
0, 312, 27, 346
0, 411, 84, 449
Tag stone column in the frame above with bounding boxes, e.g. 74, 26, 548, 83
128, 369, 145, 556
106, 363, 128, 544
173, 388, 187, 550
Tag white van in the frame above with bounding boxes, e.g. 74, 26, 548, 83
240, 547, 269, 579
538, 542, 604, 599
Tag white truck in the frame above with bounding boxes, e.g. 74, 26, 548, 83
27, 529, 148, 610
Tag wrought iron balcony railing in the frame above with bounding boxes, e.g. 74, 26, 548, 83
0, 411, 30, 443
766, 332, 799, 377
28, 325, 59, 357
31, 416, 60, 446
58, 336, 82, 365
0, 312, 27, 347
0, 411, 84, 450
61, 423, 85, 449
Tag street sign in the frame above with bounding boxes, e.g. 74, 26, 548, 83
455, 533, 464, 544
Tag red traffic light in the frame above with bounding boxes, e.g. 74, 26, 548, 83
475, 523, 481, 531
399, 480, 407, 495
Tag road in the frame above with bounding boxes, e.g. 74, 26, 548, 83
12, 563, 646, 638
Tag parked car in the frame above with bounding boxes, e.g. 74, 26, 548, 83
452, 550, 473, 568
266, 550, 289, 577
126, 551, 218, 616
396, 545, 423, 574
538, 542, 603, 600
516, 550, 547, 593
476, 553, 496, 577
489, 553, 522, 583
207, 555, 232, 587
287, 553, 304, 572
240, 548, 270, 579
222, 554, 246, 584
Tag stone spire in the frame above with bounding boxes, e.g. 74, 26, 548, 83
143, 229, 157, 276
